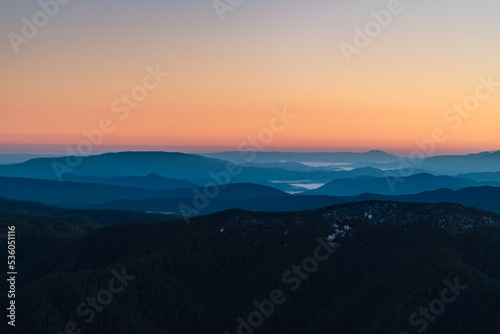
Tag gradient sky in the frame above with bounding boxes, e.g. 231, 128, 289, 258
1, 0, 499, 155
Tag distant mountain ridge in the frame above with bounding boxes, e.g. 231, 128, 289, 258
0, 151, 227, 180
307, 173, 500, 196
59, 173, 199, 190
0, 176, 287, 206
1, 150, 500, 183
0, 151, 423, 185
199, 150, 400, 164
202, 150, 500, 174
0, 151, 371, 182
90, 186, 500, 216
456, 171, 500, 182
420, 150, 500, 174
0, 153, 58, 165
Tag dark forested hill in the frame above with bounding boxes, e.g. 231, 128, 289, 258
2, 201, 499, 334
90, 186, 500, 216
0, 196, 178, 226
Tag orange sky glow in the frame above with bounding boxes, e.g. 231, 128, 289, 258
1, 0, 499, 155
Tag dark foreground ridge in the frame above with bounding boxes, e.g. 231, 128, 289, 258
1, 201, 499, 333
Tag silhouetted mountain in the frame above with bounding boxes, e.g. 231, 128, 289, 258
4, 201, 500, 334
420, 150, 500, 174
238, 161, 343, 172
90, 186, 500, 216
0, 176, 287, 206
59, 173, 199, 190
0, 151, 381, 183
325, 186, 500, 215
1, 150, 500, 187
200, 150, 400, 164
0, 151, 229, 180
456, 171, 500, 182
0, 196, 178, 226
307, 173, 500, 196
358, 186, 500, 215
315, 166, 437, 180
241, 166, 394, 178
195, 167, 416, 193
0, 176, 176, 205
0, 153, 57, 165
217, 177, 306, 193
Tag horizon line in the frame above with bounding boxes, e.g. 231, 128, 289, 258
0, 146, 499, 158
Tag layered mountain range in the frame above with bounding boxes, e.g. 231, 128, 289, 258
1, 150, 500, 333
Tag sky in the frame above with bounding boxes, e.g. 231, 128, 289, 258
0, 0, 499, 155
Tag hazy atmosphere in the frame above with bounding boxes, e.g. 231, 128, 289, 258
1, 0, 499, 154
1, 1, 499, 334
